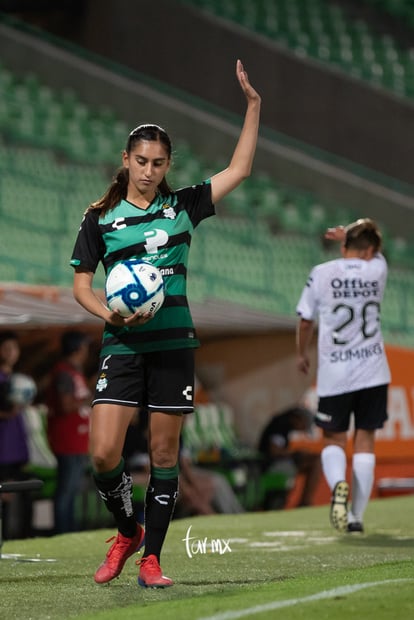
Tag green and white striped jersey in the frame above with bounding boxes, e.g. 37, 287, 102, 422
70, 181, 215, 355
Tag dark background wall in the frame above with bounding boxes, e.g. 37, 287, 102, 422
14, 0, 414, 187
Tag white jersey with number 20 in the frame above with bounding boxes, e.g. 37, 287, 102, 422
296, 253, 391, 397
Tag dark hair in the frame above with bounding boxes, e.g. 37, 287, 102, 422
61, 331, 90, 356
88, 124, 173, 215
0, 330, 19, 347
287, 406, 314, 430
344, 218, 382, 253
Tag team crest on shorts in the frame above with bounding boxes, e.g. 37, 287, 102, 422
96, 373, 108, 392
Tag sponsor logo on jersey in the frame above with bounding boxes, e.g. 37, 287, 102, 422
112, 217, 127, 230
330, 278, 380, 299
330, 343, 384, 363
144, 228, 169, 253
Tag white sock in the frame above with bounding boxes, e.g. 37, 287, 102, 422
321, 445, 347, 491
351, 452, 375, 523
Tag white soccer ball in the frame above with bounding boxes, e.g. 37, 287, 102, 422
105, 259, 165, 318
9, 373, 37, 406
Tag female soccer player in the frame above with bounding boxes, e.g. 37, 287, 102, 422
70, 59, 261, 587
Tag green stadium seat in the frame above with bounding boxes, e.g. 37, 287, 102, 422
1, 59, 414, 345
180, 0, 414, 100
181, 401, 294, 511
387, 237, 414, 269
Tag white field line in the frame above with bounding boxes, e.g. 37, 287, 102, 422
249, 530, 336, 550
263, 531, 307, 536
0, 553, 57, 562
198, 578, 413, 620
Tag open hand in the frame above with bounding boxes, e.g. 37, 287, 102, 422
324, 226, 346, 242
106, 309, 153, 327
236, 59, 261, 104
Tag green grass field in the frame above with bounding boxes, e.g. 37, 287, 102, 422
2, 495, 413, 620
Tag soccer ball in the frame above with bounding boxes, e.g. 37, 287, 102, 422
9, 373, 37, 406
105, 259, 165, 318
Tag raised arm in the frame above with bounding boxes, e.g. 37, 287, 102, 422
210, 59, 261, 204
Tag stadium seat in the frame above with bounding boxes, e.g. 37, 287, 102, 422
181, 402, 290, 510
180, 0, 414, 100
1, 61, 414, 345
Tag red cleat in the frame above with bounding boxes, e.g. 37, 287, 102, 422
94, 524, 145, 584
138, 554, 173, 588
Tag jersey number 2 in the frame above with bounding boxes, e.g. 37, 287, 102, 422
332, 301, 380, 345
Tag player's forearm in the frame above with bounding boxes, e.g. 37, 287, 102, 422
73, 274, 112, 321
76, 292, 110, 322
229, 97, 261, 179
296, 318, 314, 357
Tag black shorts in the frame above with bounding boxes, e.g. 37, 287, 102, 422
92, 348, 195, 414
316, 384, 388, 433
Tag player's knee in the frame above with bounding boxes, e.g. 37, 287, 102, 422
149, 431, 179, 468
150, 443, 178, 468
91, 448, 120, 473
323, 430, 347, 449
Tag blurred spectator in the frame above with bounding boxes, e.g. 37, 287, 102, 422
46, 331, 92, 534
176, 442, 245, 517
0, 330, 34, 539
258, 406, 321, 509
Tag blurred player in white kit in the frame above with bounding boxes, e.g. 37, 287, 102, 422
296, 218, 390, 533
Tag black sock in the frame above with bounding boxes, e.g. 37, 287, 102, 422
143, 475, 178, 560
93, 461, 137, 538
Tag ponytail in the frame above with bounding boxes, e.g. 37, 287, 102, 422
87, 168, 129, 215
